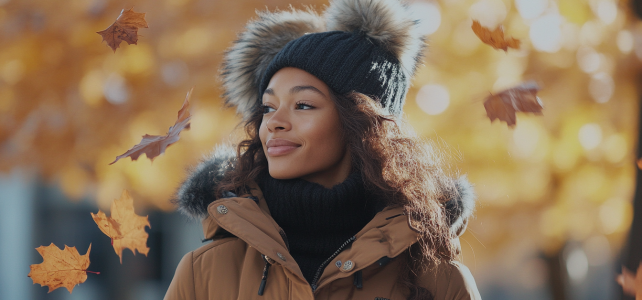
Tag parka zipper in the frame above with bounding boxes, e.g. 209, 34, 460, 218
310, 236, 356, 292
258, 255, 272, 296
258, 229, 290, 296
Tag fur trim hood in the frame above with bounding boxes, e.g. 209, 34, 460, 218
221, 0, 427, 119
174, 145, 476, 237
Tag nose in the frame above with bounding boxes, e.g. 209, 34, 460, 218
266, 106, 291, 132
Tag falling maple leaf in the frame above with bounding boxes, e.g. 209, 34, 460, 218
91, 190, 150, 263
97, 8, 148, 52
483, 81, 543, 127
28, 243, 95, 293
471, 20, 520, 52
618, 262, 642, 300
110, 88, 193, 165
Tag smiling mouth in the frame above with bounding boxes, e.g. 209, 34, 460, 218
266, 139, 301, 157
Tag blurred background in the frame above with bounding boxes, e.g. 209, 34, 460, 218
0, 0, 640, 299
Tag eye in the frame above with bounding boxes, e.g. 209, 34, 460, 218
262, 104, 275, 114
295, 101, 315, 110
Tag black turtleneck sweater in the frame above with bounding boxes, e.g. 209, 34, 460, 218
256, 171, 385, 284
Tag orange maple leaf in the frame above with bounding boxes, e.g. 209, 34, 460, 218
618, 262, 642, 299
483, 81, 543, 127
91, 190, 150, 263
97, 8, 148, 52
110, 88, 193, 165
28, 243, 94, 293
471, 20, 520, 52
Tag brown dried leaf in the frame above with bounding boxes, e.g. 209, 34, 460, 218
483, 81, 543, 127
28, 243, 92, 293
617, 262, 642, 299
91, 190, 150, 263
471, 20, 520, 52
97, 8, 148, 52
110, 88, 192, 165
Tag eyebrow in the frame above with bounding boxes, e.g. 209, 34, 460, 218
263, 85, 326, 98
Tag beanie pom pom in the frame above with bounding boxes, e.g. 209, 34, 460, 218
324, 0, 425, 78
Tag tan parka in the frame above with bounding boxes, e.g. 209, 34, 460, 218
165, 181, 481, 300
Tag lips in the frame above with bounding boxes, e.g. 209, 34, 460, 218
266, 138, 301, 156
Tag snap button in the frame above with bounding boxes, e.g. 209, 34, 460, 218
216, 205, 228, 215
335, 260, 342, 268
277, 252, 286, 261
342, 260, 354, 272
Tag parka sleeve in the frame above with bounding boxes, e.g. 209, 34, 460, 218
418, 260, 482, 300
164, 252, 197, 300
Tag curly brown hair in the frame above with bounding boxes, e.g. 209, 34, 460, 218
218, 91, 459, 299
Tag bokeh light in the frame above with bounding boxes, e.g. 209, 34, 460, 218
617, 30, 634, 54
103, 73, 129, 105
415, 84, 450, 115
410, 1, 442, 36
566, 246, 589, 284
599, 197, 633, 234
468, 0, 507, 28
580, 20, 606, 46
578, 123, 603, 151
592, 0, 618, 25
79, 70, 105, 107
603, 134, 627, 163
530, 14, 563, 53
576, 46, 601, 73
588, 72, 614, 103
515, 0, 548, 20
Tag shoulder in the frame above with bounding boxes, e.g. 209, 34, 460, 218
191, 237, 247, 262
417, 260, 482, 300
165, 238, 247, 300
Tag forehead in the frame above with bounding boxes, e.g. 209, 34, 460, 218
266, 67, 330, 93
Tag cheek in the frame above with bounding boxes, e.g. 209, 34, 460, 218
304, 115, 345, 157
258, 120, 267, 145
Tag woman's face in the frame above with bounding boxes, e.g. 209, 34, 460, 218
259, 67, 351, 188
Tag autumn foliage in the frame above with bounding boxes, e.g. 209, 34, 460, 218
110, 88, 193, 165
471, 20, 520, 52
28, 244, 93, 293
91, 190, 151, 263
97, 8, 149, 52
483, 81, 543, 127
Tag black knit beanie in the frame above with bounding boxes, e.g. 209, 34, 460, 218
259, 30, 408, 116
221, 0, 428, 119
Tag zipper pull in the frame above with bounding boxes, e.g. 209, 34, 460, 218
353, 270, 363, 289
258, 255, 271, 296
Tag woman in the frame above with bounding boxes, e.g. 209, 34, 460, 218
165, 0, 481, 299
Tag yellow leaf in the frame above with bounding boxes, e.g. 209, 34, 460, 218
28, 243, 92, 293
91, 190, 150, 263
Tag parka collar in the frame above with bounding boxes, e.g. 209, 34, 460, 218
201, 181, 419, 287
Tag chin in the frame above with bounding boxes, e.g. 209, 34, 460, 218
267, 164, 302, 180
268, 171, 301, 180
